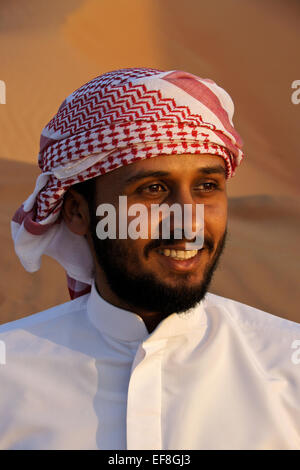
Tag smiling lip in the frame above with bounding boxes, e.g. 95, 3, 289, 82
155, 247, 204, 272
157, 245, 195, 251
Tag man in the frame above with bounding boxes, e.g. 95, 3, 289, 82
2, 68, 300, 449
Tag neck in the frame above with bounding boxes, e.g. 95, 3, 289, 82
94, 269, 163, 334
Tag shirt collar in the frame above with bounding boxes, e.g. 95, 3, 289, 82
87, 281, 207, 343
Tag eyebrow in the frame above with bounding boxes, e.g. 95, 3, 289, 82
198, 165, 226, 177
125, 165, 226, 184
125, 170, 170, 184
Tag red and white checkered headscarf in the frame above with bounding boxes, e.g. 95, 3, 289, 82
11, 68, 244, 299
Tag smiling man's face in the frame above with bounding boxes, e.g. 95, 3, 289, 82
79, 153, 227, 327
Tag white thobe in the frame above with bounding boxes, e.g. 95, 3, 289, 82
0, 282, 299, 450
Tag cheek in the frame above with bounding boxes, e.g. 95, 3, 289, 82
204, 201, 227, 234
114, 207, 150, 256
116, 203, 155, 240
110, 238, 145, 272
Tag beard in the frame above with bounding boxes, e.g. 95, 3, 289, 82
89, 215, 227, 318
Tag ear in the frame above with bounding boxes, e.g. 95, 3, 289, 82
62, 189, 90, 236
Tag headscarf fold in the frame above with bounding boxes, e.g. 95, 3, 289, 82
11, 68, 244, 299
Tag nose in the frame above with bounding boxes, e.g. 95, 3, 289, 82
164, 186, 204, 249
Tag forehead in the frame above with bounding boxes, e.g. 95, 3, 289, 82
128, 153, 225, 173
97, 153, 226, 187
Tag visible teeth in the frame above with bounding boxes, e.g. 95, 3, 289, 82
158, 249, 198, 260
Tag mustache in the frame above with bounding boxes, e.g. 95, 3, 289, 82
144, 231, 214, 258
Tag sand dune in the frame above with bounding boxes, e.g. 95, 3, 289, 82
0, 0, 299, 323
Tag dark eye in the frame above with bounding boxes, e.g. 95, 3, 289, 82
197, 182, 218, 192
143, 183, 167, 193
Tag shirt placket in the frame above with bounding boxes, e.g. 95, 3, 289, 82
126, 338, 167, 450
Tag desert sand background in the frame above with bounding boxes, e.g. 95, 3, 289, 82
0, 0, 299, 324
